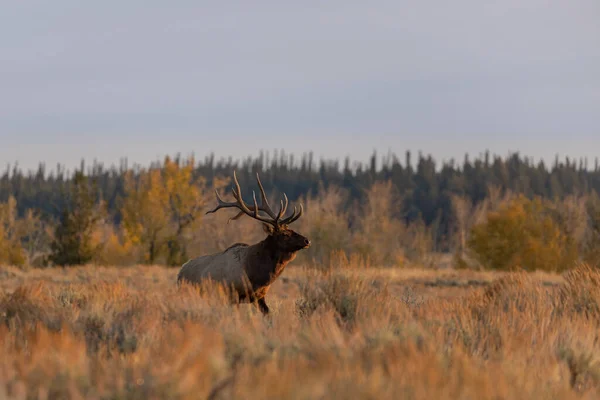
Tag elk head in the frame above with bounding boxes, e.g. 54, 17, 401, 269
206, 171, 310, 252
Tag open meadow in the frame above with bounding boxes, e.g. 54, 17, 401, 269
1, 262, 599, 399
3, 0, 599, 397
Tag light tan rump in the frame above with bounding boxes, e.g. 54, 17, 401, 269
177, 246, 251, 294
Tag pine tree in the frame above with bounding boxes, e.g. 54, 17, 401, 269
48, 171, 102, 266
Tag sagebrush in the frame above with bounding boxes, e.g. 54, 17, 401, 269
0, 263, 599, 399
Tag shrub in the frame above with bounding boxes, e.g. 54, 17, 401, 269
295, 184, 352, 265
467, 195, 578, 272
352, 181, 407, 267
295, 268, 392, 326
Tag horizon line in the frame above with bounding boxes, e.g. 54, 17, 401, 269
3, 148, 600, 179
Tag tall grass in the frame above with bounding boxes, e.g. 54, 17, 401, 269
1, 263, 599, 399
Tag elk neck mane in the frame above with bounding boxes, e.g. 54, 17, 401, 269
243, 235, 297, 289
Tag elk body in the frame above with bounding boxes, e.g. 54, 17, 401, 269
177, 172, 310, 314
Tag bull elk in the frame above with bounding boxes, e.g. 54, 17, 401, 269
177, 171, 310, 315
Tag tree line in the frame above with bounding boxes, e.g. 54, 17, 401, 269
1, 150, 600, 269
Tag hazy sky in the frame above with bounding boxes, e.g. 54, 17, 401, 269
1, 1, 599, 172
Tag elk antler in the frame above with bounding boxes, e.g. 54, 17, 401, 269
206, 171, 303, 227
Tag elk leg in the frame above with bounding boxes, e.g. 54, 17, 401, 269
257, 297, 270, 315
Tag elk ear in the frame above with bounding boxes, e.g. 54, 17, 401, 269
262, 223, 274, 235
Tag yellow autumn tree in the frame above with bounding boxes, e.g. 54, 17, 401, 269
584, 192, 600, 267
0, 196, 53, 267
162, 156, 206, 265
122, 167, 170, 264
0, 196, 26, 266
91, 212, 139, 266
468, 195, 578, 272
121, 155, 206, 265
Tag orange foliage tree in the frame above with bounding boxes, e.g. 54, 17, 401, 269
121, 156, 206, 265
468, 195, 578, 272
0, 196, 26, 266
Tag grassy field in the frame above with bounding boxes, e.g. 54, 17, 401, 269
0, 263, 599, 399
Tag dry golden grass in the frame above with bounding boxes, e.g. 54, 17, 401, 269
0, 262, 599, 399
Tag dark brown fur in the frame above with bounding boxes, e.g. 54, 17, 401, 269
237, 224, 309, 314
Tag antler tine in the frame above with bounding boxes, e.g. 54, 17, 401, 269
230, 172, 255, 211
293, 203, 304, 222
280, 193, 289, 219
205, 189, 235, 214
227, 211, 245, 224
280, 203, 304, 225
252, 191, 262, 218
275, 199, 285, 221
285, 206, 297, 222
232, 170, 244, 201
255, 172, 278, 219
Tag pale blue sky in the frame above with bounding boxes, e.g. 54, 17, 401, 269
1, 1, 599, 171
